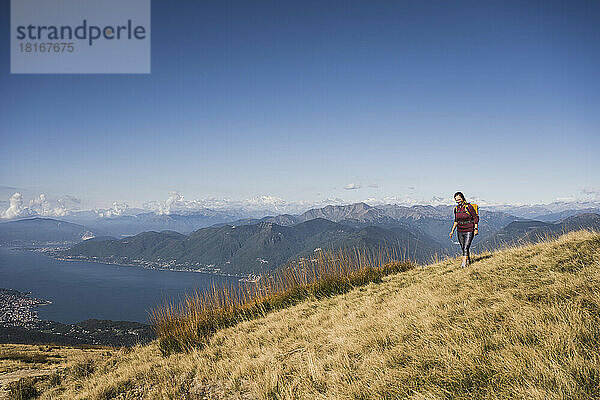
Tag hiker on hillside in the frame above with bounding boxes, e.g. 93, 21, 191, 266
449, 192, 479, 268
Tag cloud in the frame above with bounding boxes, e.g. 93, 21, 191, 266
159, 190, 186, 214
1, 192, 86, 219
550, 188, 600, 204
146, 191, 220, 215
244, 195, 288, 207
344, 183, 361, 190
54, 199, 69, 216
94, 201, 129, 218
154, 191, 216, 215
29, 194, 51, 215
134, 188, 600, 220
175, 193, 295, 214
580, 187, 600, 200
28, 193, 74, 217
366, 195, 454, 207
138, 191, 203, 215
142, 192, 352, 217
1, 192, 36, 219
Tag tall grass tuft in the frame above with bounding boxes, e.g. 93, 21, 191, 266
149, 246, 415, 355
7, 377, 39, 400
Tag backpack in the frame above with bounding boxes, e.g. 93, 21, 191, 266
455, 202, 478, 219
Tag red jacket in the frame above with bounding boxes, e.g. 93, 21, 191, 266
454, 203, 479, 232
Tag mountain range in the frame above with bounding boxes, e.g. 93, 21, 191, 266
2, 202, 599, 275
475, 213, 600, 250
56, 217, 443, 274
0, 218, 110, 246
59, 210, 241, 237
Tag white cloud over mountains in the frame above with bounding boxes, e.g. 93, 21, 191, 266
94, 202, 129, 218
364, 195, 450, 207
1, 192, 71, 219
142, 191, 348, 216
29, 194, 70, 217
2, 193, 36, 219
0, 190, 130, 220
2, 188, 599, 220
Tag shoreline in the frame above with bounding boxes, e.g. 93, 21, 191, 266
43, 253, 262, 282
0, 288, 155, 347
2, 245, 261, 282
0, 288, 51, 329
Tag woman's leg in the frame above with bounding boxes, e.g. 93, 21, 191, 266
464, 231, 474, 264
457, 232, 468, 266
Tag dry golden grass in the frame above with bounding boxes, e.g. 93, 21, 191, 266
0, 344, 112, 399
150, 246, 414, 355
30, 230, 600, 399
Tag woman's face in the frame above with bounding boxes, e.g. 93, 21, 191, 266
454, 195, 463, 204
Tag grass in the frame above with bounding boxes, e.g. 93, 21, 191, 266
69, 355, 97, 378
149, 246, 415, 355
0, 351, 60, 364
0, 344, 114, 399
13, 229, 600, 399
6, 377, 38, 400
0, 344, 112, 374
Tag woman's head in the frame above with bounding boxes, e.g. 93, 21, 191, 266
454, 192, 466, 203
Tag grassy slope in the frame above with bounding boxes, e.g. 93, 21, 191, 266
0, 344, 113, 399
39, 230, 600, 399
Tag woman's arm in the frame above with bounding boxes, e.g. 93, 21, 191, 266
449, 221, 458, 236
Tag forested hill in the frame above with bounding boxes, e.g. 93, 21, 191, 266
57, 218, 444, 274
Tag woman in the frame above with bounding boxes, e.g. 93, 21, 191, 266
449, 192, 479, 267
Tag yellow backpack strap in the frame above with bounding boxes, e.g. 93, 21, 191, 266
464, 202, 471, 217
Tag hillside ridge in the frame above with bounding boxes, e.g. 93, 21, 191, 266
7, 229, 600, 399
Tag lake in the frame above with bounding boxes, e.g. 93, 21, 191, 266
0, 247, 240, 324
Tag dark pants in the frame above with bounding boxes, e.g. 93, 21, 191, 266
457, 231, 474, 260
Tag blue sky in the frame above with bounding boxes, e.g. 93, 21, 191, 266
1, 0, 599, 209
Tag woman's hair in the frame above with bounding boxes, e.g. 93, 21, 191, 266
454, 191, 466, 201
